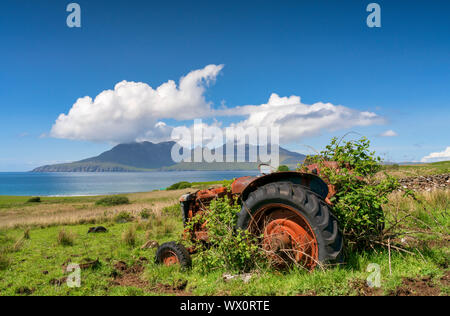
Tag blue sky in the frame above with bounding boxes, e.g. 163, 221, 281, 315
0, 0, 449, 171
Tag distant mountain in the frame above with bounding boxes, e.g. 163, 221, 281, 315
32, 141, 305, 172
79, 141, 176, 169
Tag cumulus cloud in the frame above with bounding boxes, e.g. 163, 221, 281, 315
50, 64, 224, 143
421, 147, 450, 163
380, 129, 398, 137
218, 93, 384, 143
50, 65, 384, 144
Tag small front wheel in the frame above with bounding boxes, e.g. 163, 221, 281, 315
155, 242, 192, 269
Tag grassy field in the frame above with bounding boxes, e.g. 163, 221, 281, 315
382, 160, 450, 178
0, 170, 448, 296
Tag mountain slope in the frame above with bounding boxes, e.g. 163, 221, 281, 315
32, 142, 305, 172
80, 141, 176, 169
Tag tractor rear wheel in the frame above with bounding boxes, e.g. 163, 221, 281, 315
155, 242, 192, 269
237, 182, 343, 270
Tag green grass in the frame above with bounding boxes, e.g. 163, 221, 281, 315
0, 220, 447, 296
0, 164, 448, 296
0, 195, 99, 209
0, 179, 227, 210
166, 179, 232, 191
95, 196, 130, 206
0, 208, 184, 296
190, 179, 234, 187
0, 188, 448, 296
382, 160, 450, 177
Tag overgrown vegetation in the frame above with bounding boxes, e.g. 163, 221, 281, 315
0, 187, 447, 296
12, 237, 25, 252
187, 196, 264, 273
0, 143, 448, 296
140, 209, 151, 220
23, 228, 30, 240
114, 211, 133, 223
299, 137, 401, 249
0, 233, 12, 270
277, 165, 290, 172
384, 189, 449, 243
57, 229, 75, 246
122, 225, 137, 247
0, 250, 10, 271
95, 196, 130, 206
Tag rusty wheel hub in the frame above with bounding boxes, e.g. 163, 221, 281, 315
254, 205, 318, 269
161, 250, 179, 266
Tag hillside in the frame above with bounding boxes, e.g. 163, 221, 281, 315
32, 142, 306, 172
32, 141, 176, 172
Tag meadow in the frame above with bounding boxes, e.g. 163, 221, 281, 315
0, 168, 448, 296
381, 160, 450, 178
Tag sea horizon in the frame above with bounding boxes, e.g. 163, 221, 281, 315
0, 170, 258, 197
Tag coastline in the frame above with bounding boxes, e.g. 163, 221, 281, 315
0, 171, 256, 197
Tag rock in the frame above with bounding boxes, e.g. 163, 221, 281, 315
397, 173, 449, 192
223, 273, 253, 283
140, 240, 159, 249
88, 226, 108, 233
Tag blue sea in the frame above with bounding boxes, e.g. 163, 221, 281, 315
0, 171, 258, 196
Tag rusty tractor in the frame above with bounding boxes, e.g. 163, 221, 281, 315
155, 163, 343, 270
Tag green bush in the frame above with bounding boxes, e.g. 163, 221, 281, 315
167, 181, 191, 190
299, 136, 399, 249
139, 208, 152, 220
277, 165, 290, 172
187, 196, 263, 273
27, 197, 41, 203
95, 196, 130, 206
114, 211, 133, 223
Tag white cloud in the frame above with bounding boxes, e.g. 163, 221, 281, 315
380, 129, 398, 137
218, 93, 384, 143
50, 65, 384, 144
50, 64, 224, 143
421, 147, 450, 163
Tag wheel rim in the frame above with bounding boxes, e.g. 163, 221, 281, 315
161, 250, 179, 266
250, 204, 318, 270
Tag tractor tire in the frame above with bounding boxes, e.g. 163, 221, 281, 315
155, 242, 192, 269
237, 181, 343, 269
